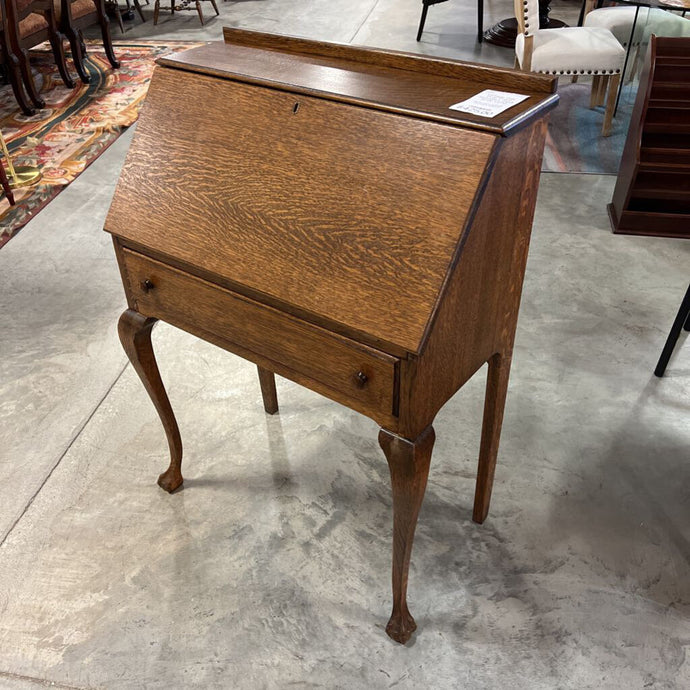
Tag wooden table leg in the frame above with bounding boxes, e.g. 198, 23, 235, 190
378, 425, 435, 644
118, 309, 183, 492
473, 351, 512, 524
257, 366, 278, 414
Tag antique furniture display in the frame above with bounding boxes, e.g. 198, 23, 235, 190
609, 36, 690, 238
655, 281, 690, 376
105, 28, 558, 644
514, 0, 625, 135
56, 0, 120, 84
153, 0, 218, 26
103, 0, 146, 34
4, 0, 75, 111
416, 0, 484, 43
485, 0, 567, 47
414, 0, 567, 47
583, 0, 690, 111
0, 4, 34, 115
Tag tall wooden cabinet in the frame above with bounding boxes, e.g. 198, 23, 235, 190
105, 28, 558, 643
609, 36, 690, 238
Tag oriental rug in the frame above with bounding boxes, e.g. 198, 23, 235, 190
542, 81, 635, 175
0, 40, 202, 249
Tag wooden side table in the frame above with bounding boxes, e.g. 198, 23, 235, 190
105, 28, 558, 644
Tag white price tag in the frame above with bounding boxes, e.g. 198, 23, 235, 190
449, 89, 529, 118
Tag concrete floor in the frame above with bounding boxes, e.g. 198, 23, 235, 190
1, 1, 689, 688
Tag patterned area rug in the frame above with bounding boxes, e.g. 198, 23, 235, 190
542, 81, 636, 175
0, 40, 202, 249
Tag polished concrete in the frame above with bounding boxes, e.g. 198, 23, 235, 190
0, 1, 689, 688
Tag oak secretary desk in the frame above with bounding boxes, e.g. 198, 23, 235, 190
105, 28, 558, 644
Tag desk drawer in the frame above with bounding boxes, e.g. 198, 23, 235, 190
120, 248, 399, 422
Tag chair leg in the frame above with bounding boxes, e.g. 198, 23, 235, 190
64, 24, 91, 84
210, 0, 219, 16
153, 0, 160, 23
598, 75, 609, 106
97, 3, 120, 69
628, 44, 642, 83
602, 73, 620, 136
171, 0, 174, 15
596, 75, 606, 108
115, 4, 125, 32
4, 50, 35, 115
416, 1, 430, 41
133, 0, 146, 21
589, 75, 601, 107
16, 47, 45, 109
477, 0, 483, 43
48, 30, 76, 89
195, 0, 203, 24
655, 282, 690, 377
571, 74, 579, 83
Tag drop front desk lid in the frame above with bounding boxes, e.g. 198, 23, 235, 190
105, 28, 558, 355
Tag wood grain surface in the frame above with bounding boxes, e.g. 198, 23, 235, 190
120, 247, 399, 424
399, 119, 548, 439
106, 67, 497, 354
106, 33, 556, 645
160, 33, 559, 135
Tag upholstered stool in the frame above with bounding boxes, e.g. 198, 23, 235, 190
585, 5, 690, 45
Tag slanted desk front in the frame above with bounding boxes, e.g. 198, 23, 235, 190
105, 28, 558, 644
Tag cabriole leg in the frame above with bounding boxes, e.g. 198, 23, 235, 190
118, 309, 183, 492
378, 425, 435, 644
96, 2, 121, 69
64, 23, 90, 84
473, 351, 512, 524
16, 48, 45, 109
48, 30, 76, 89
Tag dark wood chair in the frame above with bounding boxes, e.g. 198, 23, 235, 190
4, 0, 75, 111
417, 0, 485, 43
153, 0, 218, 26
56, 0, 119, 85
0, 7, 35, 115
655, 281, 690, 377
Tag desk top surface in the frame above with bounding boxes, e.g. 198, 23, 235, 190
160, 29, 559, 136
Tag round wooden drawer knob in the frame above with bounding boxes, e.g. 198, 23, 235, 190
355, 371, 368, 388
